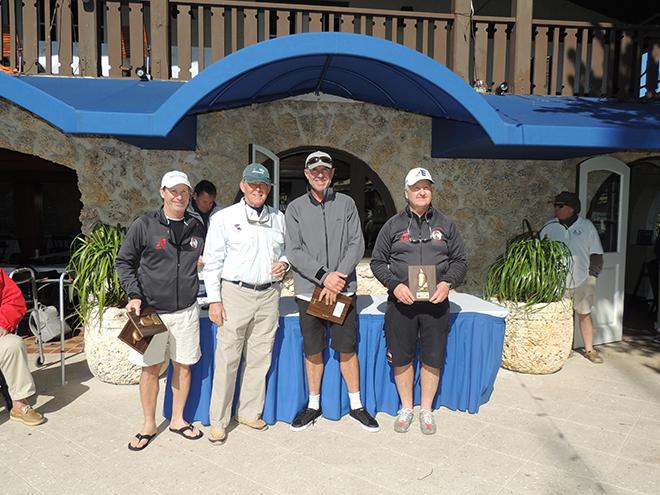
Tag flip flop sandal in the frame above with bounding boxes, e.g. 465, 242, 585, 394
127, 433, 156, 451
169, 423, 204, 440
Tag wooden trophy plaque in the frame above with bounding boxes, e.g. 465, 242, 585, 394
305, 287, 352, 325
408, 265, 436, 301
118, 307, 168, 355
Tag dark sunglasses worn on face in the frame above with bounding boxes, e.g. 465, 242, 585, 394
554, 203, 566, 208
307, 155, 333, 166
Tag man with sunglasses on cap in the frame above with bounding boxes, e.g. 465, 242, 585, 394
540, 191, 604, 364
203, 163, 288, 443
116, 170, 206, 451
285, 150, 379, 432
370, 167, 467, 435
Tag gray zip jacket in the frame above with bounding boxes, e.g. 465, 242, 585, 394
285, 188, 365, 296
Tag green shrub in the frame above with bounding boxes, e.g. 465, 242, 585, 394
484, 220, 572, 305
68, 223, 126, 325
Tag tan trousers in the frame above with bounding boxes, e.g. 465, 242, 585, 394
210, 282, 280, 428
0, 334, 36, 401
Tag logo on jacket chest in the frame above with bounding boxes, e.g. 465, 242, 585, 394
155, 238, 167, 249
431, 228, 443, 241
190, 237, 199, 250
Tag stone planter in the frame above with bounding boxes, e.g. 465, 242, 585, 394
499, 298, 574, 374
84, 306, 142, 384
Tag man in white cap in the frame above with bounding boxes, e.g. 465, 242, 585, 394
116, 170, 206, 451
370, 167, 467, 435
203, 163, 288, 443
285, 150, 379, 432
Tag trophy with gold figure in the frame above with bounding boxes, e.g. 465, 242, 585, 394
408, 265, 436, 301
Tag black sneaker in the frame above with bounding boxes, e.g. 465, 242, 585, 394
290, 407, 322, 432
349, 407, 380, 432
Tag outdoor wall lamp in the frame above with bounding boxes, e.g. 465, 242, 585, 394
495, 81, 509, 95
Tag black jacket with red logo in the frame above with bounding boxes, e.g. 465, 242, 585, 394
370, 205, 467, 299
116, 208, 205, 313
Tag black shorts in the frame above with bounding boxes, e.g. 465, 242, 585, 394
296, 297, 358, 355
383, 299, 450, 369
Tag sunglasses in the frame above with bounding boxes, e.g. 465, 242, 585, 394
306, 155, 333, 167
405, 215, 432, 243
554, 203, 566, 208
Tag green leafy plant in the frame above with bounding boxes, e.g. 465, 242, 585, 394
484, 220, 572, 305
68, 223, 126, 325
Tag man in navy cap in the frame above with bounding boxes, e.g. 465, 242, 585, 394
203, 163, 288, 443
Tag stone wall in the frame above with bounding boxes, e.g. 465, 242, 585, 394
0, 97, 584, 294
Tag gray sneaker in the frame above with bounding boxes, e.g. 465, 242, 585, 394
394, 408, 414, 433
419, 409, 437, 435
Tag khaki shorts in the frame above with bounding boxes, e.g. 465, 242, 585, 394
129, 303, 201, 367
570, 275, 597, 315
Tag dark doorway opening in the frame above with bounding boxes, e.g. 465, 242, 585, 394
0, 149, 81, 268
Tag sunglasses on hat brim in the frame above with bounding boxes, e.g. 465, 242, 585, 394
306, 155, 333, 167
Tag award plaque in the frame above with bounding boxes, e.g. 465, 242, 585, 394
305, 287, 352, 325
408, 265, 436, 301
118, 307, 168, 355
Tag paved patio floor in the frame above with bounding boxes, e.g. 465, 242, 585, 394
1, 336, 659, 495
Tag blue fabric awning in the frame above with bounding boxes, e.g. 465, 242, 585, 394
1, 33, 659, 158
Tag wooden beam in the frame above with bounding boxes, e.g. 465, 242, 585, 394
150, 0, 170, 79
450, 0, 471, 81
509, 0, 533, 94
77, 0, 100, 76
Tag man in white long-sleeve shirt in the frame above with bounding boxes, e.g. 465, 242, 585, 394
202, 163, 288, 443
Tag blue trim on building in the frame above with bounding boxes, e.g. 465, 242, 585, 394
0, 32, 659, 158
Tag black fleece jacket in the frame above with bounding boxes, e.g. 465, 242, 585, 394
370, 206, 467, 299
116, 208, 205, 313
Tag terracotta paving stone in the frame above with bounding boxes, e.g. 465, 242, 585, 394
22, 331, 84, 354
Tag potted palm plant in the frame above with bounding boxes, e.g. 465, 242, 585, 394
484, 220, 573, 374
69, 224, 141, 384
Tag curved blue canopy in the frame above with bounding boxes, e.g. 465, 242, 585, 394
0, 32, 659, 158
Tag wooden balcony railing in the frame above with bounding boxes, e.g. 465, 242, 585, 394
1, 1, 659, 100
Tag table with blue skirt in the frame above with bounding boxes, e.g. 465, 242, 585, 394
164, 293, 507, 425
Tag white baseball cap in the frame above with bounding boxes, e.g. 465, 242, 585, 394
161, 170, 192, 189
404, 167, 434, 188
305, 150, 333, 169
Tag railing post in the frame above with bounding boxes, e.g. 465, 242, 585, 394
150, 0, 171, 79
78, 0, 100, 76
22, 1, 39, 74
509, 0, 533, 94
450, 0, 471, 81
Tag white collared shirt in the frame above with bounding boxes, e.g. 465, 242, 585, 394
203, 199, 287, 303
540, 216, 603, 288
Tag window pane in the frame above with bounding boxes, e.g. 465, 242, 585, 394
586, 171, 620, 253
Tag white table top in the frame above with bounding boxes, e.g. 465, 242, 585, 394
277, 293, 508, 318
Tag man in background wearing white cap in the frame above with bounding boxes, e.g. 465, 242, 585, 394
371, 167, 467, 435
203, 163, 289, 443
285, 150, 379, 433
116, 170, 206, 451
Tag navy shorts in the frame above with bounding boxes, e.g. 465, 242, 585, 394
383, 299, 450, 369
296, 297, 357, 355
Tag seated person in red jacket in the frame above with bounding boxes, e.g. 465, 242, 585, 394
0, 269, 45, 426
